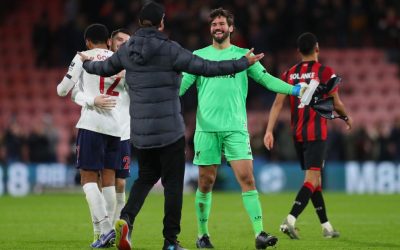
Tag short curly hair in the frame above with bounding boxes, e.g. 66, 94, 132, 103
209, 7, 234, 26
297, 32, 318, 55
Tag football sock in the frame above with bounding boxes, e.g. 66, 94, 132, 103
195, 189, 212, 237
322, 221, 334, 231
102, 186, 116, 225
242, 190, 264, 236
289, 182, 314, 219
286, 214, 297, 226
311, 186, 328, 224
89, 205, 101, 236
114, 192, 126, 225
83, 183, 113, 234
84, 183, 101, 236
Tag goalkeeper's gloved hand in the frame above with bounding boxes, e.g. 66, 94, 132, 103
292, 82, 308, 98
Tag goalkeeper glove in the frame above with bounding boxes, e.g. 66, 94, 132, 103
292, 82, 308, 98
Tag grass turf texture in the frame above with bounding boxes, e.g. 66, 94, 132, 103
0, 193, 399, 249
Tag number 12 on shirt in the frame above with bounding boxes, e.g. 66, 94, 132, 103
99, 76, 121, 96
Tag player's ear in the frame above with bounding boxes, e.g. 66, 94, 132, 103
107, 38, 112, 48
158, 18, 165, 31
85, 39, 90, 49
228, 25, 234, 33
315, 43, 319, 54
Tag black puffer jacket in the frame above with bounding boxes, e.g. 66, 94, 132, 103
83, 27, 249, 149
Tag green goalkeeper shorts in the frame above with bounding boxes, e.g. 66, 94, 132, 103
193, 131, 253, 166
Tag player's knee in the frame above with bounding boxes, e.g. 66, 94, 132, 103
238, 174, 255, 189
102, 176, 115, 187
198, 173, 216, 190
80, 170, 99, 185
115, 179, 125, 192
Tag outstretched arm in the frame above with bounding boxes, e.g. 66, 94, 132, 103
264, 94, 287, 150
249, 62, 306, 97
80, 49, 124, 77
173, 45, 263, 77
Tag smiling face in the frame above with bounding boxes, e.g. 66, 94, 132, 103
210, 16, 233, 44
110, 32, 130, 52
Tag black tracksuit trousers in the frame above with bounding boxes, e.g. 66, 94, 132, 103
120, 137, 185, 243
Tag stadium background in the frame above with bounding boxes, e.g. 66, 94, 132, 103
0, 0, 399, 194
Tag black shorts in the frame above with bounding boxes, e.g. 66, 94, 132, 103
76, 129, 121, 170
294, 140, 327, 171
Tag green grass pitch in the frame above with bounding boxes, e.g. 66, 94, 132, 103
0, 192, 399, 249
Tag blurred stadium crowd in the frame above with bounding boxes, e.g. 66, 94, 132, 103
0, 0, 399, 165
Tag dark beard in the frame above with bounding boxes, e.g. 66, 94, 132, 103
212, 31, 230, 44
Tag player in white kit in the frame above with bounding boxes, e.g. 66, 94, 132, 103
107, 29, 132, 227
57, 24, 124, 248
70, 28, 132, 243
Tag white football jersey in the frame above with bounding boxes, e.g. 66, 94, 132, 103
73, 48, 125, 137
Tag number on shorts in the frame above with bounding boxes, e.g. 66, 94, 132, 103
123, 156, 130, 170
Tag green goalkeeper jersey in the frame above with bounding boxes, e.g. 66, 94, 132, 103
180, 45, 294, 132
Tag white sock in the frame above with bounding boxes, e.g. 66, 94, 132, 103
89, 204, 101, 236
114, 192, 126, 225
287, 214, 297, 226
83, 183, 113, 234
102, 186, 116, 226
322, 221, 333, 231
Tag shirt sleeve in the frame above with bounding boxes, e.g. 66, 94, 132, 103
172, 43, 249, 76
67, 54, 83, 82
71, 84, 95, 107
323, 67, 339, 94
248, 61, 294, 95
57, 54, 83, 96
179, 72, 197, 96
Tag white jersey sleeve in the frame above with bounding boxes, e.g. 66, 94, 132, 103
71, 84, 95, 107
57, 54, 83, 96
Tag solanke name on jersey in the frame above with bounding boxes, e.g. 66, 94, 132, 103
289, 72, 316, 80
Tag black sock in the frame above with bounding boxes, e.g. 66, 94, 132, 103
289, 182, 314, 218
311, 186, 328, 223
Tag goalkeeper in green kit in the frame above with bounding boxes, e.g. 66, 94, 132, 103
180, 8, 307, 250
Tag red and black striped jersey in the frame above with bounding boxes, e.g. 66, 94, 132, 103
281, 60, 338, 142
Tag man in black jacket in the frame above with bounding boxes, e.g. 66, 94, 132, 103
79, 2, 263, 250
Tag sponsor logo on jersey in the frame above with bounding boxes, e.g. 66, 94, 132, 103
212, 73, 236, 79
210, 58, 237, 78
68, 62, 75, 71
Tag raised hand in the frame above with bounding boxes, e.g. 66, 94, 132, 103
245, 48, 264, 66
